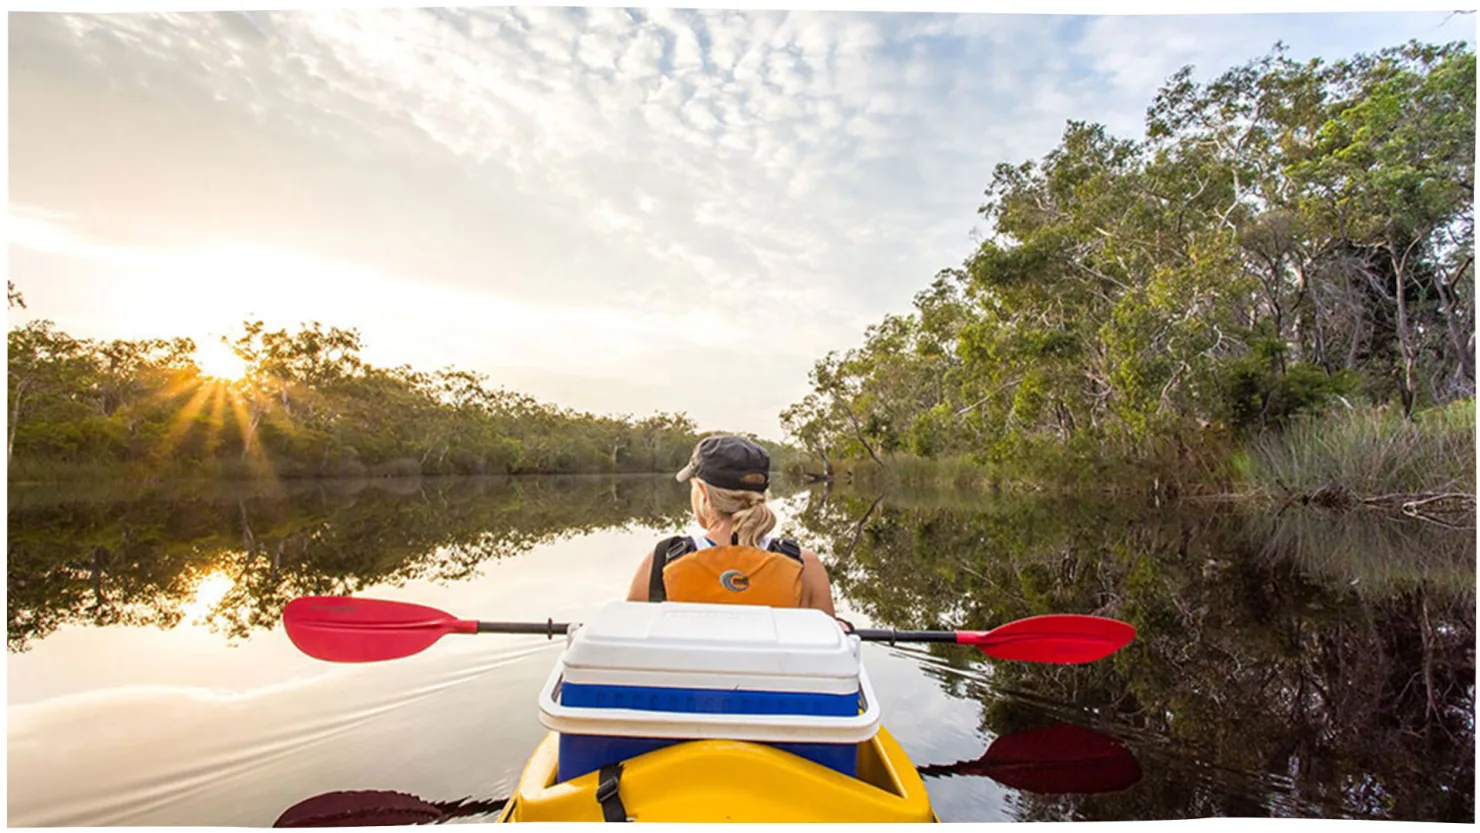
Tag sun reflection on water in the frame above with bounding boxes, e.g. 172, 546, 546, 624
179, 570, 235, 627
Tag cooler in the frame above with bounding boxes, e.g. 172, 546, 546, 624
536, 601, 880, 782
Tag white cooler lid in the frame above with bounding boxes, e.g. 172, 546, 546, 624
560, 601, 860, 681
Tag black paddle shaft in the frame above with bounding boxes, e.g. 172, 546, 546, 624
474, 620, 571, 639
469, 621, 959, 644
853, 629, 960, 645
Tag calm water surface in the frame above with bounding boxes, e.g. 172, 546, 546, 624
8, 475, 1475, 824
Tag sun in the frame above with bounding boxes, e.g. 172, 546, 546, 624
195, 339, 248, 381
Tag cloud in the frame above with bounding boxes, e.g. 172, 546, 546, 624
8, 9, 1467, 436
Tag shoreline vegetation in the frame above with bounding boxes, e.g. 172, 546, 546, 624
783, 399, 1474, 509
7, 282, 747, 485
1239, 398, 1475, 516
775, 39, 1475, 522
8, 40, 1475, 527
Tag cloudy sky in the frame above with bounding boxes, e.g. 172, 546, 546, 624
8, 4, 1472, 438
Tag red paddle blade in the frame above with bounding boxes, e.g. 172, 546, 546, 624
916, 724, 1143, 794
275, 790, 511, 827
282, 597, 474, 663
274, 790, 446, 827
978, 724, 1143, 794
962, 614, 1136, 664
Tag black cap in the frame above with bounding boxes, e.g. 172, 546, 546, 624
675, 435, 770, 493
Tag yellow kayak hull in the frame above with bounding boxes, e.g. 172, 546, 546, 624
496, 727, 937, 823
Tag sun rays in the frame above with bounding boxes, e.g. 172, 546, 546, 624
140, 340, 278, 480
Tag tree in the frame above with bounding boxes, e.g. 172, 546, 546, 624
779, 39, 1475, 467
1291, 42, 1475, 413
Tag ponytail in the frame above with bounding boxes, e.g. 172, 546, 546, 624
697, 480, 778, 548
728, 490, 778, 548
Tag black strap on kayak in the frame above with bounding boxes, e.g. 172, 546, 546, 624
595, 763, 628, 822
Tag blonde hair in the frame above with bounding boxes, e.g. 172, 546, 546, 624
695, 479, 777, 548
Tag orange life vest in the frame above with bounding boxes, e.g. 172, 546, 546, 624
647, 534, 805, 608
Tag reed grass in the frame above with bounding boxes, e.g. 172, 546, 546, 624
1239, 399, 1475, 501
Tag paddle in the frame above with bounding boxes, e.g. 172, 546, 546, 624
283, 597, 1135, 665
273, 791, 507, 827
272, 724, 1140, 826
916, 723, 1143, 794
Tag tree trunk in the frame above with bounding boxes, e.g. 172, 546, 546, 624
7, 400, 18, 460
1390, 245, 1417, 418
240, 401, 263, 461
818, 446, 833, 479
839, 404, 886, 467
8, 377, 28, 460
1434, 256, 1475, 397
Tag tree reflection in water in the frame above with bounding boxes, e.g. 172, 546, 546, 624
7, 475, 692, 652
8, 477, 1472, 822
792, 487, 1475, 822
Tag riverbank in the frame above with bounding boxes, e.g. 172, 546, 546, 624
11, 401, 1472, 517
785, 401, 1475, 514
3, 457, 705, 486
782, 429, 1237, 500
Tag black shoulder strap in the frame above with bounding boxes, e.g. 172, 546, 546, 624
767, 537, 804, 563
596, 762, 628, 822
647, 536, 694, 603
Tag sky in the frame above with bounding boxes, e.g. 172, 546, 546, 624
7, 3, 1474, 439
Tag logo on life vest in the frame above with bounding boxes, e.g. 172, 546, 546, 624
719, 569, 750, 592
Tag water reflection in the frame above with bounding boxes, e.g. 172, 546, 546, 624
7, 476, 1474, 824
794, 489, 1476, 822
8, 475, 692, 653
180, 570, 237, 627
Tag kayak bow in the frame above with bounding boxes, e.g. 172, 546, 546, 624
495, 726, 935, 823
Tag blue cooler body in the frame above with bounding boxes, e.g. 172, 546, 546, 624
536, 602, 881, 783
555, 681, 863, 781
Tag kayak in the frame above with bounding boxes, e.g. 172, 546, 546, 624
495, 726, 937, 823
276, 595, 1137, 826
494, 600, 938, 822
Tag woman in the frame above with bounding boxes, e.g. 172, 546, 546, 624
626, 435, 838, 617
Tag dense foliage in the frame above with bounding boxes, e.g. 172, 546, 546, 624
7, 292, 721, 479
781, 41, 1475, 475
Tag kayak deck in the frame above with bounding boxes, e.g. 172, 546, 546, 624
497, 727, 936, 823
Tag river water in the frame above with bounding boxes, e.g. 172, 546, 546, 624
7, 475, 1474, 824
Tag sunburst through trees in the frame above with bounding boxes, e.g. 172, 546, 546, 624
7, 306, 718, 480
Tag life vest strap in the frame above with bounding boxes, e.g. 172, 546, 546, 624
646, 535, 804, 604
647, 536, 694, 602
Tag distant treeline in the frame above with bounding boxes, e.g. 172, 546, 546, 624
780, 40, 1475, 485
7, 286, 787, 480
